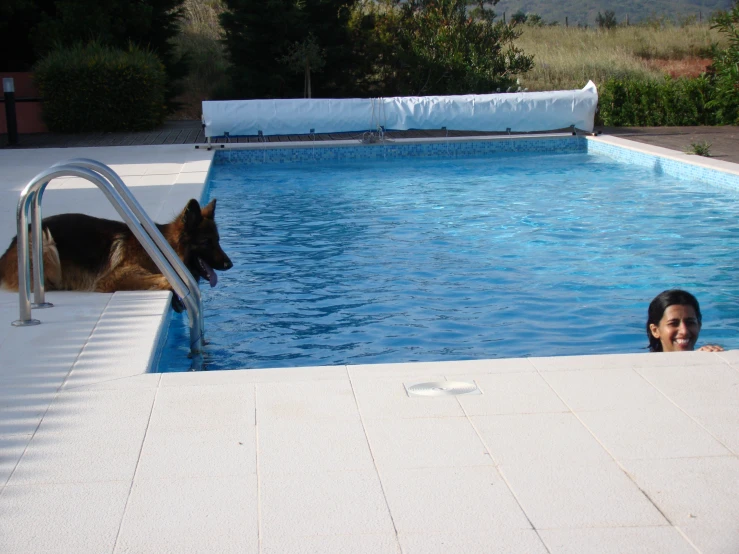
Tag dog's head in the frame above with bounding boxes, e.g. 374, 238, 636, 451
180, 198, 233, 287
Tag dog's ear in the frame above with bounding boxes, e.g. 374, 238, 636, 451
201, 199, 217, 220
182, 199, 203, 229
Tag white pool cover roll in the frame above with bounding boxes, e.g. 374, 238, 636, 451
202, 81, 597, 138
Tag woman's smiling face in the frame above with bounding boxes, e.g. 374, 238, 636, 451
649, 304, 701, 352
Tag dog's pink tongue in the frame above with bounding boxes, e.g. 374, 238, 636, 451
200, 258, 217, 287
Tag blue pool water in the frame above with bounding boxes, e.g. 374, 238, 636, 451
158, 148, 739, 371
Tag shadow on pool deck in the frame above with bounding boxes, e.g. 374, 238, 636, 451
2, 120, 737, 164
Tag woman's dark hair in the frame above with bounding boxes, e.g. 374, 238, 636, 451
646, 289, 702, 352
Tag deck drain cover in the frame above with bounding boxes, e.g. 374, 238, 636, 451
405, 381, 481, 397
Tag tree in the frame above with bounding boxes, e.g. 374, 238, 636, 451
596, 10, 618, 29
510, 9, 528, 25
220, 0, 298, 98
220, 0, 358, 99
526, 13, 544, 26
281, 33, 326, 98
0, 0, 55, 70
351, 0, 533, 96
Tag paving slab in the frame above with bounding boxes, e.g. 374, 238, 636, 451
623, 456, 739, 554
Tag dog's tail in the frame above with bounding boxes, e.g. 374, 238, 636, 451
0, 228, 62, 291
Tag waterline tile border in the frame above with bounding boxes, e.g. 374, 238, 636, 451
213, 135, 585, 164
586, 135, 739, 191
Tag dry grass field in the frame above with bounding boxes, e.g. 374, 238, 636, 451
515, 24, 725, 91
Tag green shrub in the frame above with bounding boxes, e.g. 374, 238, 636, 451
707, 1, 739, 124
596, 10, 618, 30
598, 76, 717, 126
348, 0, 533, 97
30, 0, 187, 112
34, 42, 167, 132
687, 141, 713, 156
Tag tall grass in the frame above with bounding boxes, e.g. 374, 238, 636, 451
172, 0, 229, 117
516, 24, 725, 91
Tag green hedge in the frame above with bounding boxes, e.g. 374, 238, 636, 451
708, 1, 739, 125
598, 76, 718, 126
34, 42, 167, 132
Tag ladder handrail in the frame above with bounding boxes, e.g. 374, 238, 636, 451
12, 163, 204, 361
52, 158, 204, 337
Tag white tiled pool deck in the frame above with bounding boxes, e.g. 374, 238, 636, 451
1, 137, 738, 553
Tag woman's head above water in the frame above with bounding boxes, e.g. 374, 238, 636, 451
646, 289, 703, 352
646, 288, 725, 353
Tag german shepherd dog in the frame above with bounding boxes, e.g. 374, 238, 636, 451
0, 199, 232, 307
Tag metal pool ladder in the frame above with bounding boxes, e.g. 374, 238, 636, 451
10, 158, 205, 360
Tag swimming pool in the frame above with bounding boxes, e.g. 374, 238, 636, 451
157, 137, 739, 371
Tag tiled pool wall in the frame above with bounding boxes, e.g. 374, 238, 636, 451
211, 135, 739, 191
212, 135, 585, 164
586, 139, 739, 191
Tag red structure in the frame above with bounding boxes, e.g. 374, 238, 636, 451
1, 72, 47, 134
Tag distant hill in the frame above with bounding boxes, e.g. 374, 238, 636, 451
490, 0, 734, 26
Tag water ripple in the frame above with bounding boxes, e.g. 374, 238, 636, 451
159, 153, 739, 371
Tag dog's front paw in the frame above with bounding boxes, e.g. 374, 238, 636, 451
171, 295, 185, 313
